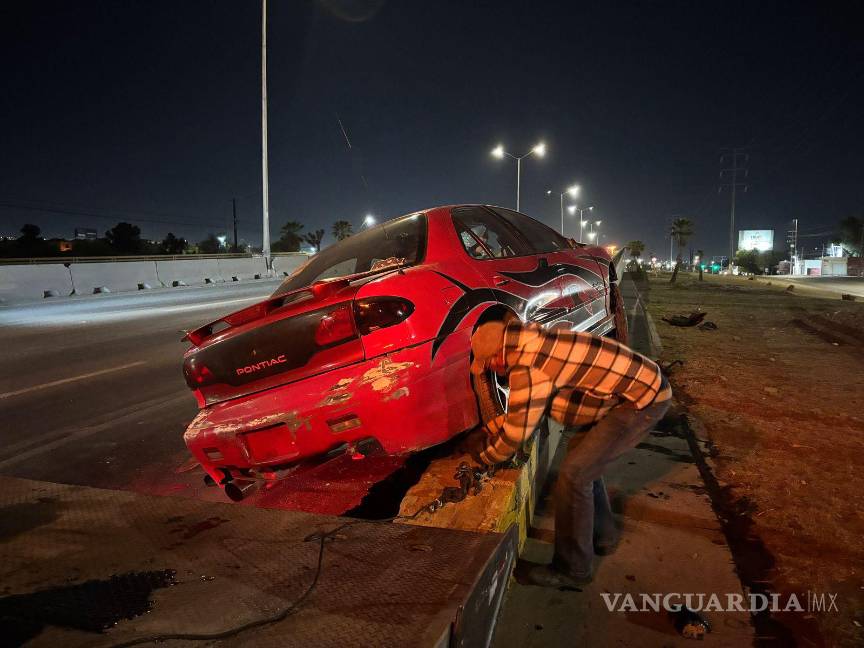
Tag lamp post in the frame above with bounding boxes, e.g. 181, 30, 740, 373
569, 205, 594, 243
491, 142, 546, 212
587, 219, 602, 244
261, 0, 271, 271
361, 214, 376, 230
547, 185, 580, 235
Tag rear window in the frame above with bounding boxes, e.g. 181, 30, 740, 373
273, 213, 426, 295
489, 207, 571, 254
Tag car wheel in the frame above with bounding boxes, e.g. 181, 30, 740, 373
471, 312, 517, 422
609, 281, 628, 345
473, 366, 506, 423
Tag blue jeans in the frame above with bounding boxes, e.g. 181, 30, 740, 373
552, 397, 671, 578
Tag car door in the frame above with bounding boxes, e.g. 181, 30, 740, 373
450, 206, 567, 324
488, 206, 606, 331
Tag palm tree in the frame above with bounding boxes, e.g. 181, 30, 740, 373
696, 248, 705, 281
669, 218, 694, 284
303, 229, 325, 253
332, 220, 353, 241
272, 221, 304, 252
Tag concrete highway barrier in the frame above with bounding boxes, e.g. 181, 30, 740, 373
0, 254, 312, 305
70, 260, 160, 296
155, 258, 221, 287
272, 253, 308, 277
215, 257, 267, 282
0, 264, 74, 303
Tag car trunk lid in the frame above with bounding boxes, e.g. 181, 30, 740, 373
183, 277, 365, 406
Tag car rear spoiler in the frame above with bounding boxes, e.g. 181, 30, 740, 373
183, 285, 315, 346
182, 264, 411, 347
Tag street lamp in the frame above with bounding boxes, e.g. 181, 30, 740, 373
261, 0, 271, 272
584, 219, 603, 245
490, 141, 546, 212
570, 205, 594, 243
362, 214, 376, 229
547, 185, 580, 235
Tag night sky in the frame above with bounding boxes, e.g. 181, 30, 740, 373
2, 0, 862, 259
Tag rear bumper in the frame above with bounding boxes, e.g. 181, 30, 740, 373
184, 335, 478, 484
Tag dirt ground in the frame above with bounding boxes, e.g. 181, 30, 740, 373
646, 272, 864, 646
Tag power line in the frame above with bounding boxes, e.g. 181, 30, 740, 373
0, 199, 231, 230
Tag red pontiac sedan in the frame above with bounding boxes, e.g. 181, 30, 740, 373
182, 205, 626, 500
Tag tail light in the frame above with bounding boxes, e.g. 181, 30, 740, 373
183, 358, 216, 389
315, 303, 357, 347
353, 297, 414, 335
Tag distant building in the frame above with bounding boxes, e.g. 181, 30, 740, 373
74, 227, 98, 240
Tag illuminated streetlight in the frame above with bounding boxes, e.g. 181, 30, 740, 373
584, 219, 604, 245
362, 214, 376, 229
570, 206, 595, 243
547, 184, 580, 234
490, 141, 547, 212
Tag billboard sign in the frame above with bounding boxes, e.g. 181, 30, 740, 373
737, 229, 774, 252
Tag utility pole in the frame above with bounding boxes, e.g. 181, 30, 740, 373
232, 198, 238, 253
261, 0, 271, 271
786, 219, 798, 275
719, 147, 749, 270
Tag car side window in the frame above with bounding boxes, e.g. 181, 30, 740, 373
452, 207, 529, 259
457, 229, 492, 259
489, 207, 570, 254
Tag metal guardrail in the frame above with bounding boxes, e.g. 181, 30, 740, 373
0, 252, 307, 265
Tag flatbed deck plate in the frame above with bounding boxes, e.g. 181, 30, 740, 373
0, 476, 515, 647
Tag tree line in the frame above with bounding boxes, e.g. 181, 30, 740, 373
272, 220, 353, 253
0, 223, 194, 258
0, 218, 360, 258
622, 213, 863, 279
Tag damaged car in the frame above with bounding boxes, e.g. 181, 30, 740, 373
181, 205, 627, 500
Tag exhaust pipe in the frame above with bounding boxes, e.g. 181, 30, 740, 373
224, 480, 257, 502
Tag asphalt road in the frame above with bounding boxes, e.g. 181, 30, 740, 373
0, 282, 408, 514
783, 275, 864, 297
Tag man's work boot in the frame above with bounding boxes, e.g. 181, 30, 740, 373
594, 536, 620, 556
515, 560, 592, 589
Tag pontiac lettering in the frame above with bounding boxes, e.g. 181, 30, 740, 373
236, 354, 288, 376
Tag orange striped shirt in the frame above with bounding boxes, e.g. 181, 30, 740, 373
479, 321, 671, 465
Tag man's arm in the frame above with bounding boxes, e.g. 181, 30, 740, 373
480, 366, 553, 465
